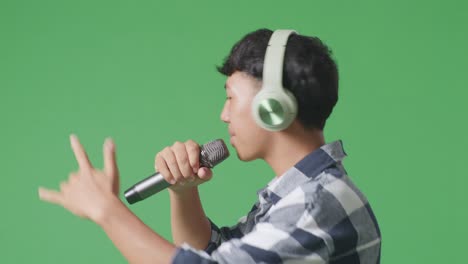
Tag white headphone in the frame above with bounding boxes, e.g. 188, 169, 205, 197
251, 29, 298, 131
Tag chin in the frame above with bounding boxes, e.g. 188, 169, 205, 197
232, 139, 263, 161
235, 149, 259, 162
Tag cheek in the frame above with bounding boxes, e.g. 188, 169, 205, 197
233, 104, 257, 130
236, 97, 254, 118
235, 107, 264, 136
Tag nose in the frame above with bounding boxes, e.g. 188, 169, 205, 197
220, 101, 230, 123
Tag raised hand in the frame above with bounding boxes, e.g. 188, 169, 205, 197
38, 134, 121, 222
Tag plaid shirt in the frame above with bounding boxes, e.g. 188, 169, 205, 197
172, 140, 381, 263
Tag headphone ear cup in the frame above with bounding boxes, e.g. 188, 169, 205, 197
252, 89, 298, 131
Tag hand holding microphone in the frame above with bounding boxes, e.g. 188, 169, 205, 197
125, 139, 229, 204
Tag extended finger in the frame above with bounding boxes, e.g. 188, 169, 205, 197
38, 187, 63, 205
70, 134, 93, 171
103, 138, 117, 176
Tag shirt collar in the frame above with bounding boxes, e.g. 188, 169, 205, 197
259, 140, 347, 205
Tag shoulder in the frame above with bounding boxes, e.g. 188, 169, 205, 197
267, 166, 373, 227
265, 167, 381, 255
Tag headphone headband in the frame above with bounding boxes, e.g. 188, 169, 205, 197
262, 30, 297, 90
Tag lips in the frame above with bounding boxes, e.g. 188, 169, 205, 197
228, 128, 235, 137
229, 135, 235, 145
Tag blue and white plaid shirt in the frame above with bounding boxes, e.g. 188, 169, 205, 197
172, 140, 381, 263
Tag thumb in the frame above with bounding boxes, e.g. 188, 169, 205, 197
197, 167, 213, 181
38, 187, 63, 205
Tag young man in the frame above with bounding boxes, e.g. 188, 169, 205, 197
38, 29, 381, 263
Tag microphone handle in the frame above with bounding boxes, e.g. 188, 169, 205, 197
124, 138, 230, 204
124, 172, 171, 204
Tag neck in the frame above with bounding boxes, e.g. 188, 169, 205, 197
263, 122, 325, 177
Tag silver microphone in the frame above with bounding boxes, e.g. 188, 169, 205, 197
124, 139, 229, 204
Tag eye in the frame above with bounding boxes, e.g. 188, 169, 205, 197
226, 96, 232, 100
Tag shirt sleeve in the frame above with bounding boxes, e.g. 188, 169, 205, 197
204, 202, 260, 254
203, 218, 240, 254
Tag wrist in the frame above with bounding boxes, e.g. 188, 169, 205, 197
169, 187, 202, 207
93, 194, 125, 226
169, 186, 198, 196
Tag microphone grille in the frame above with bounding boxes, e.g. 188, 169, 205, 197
200, 139, 230, 168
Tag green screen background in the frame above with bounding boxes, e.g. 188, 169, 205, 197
1, 0, 466, 263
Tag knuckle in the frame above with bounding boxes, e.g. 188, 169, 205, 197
163, 146, 171, 153
186, 147, 198, 156
186, 146, 197, 154
161, 148, 172, 159
186, 145, 200, 156
186, 140, 199, 149
187, 139, 197, 144
155, 154, 161, 165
